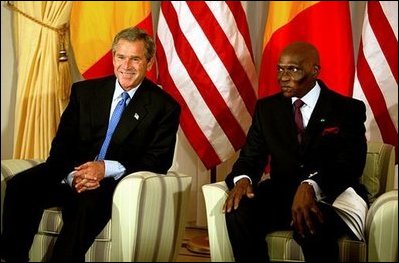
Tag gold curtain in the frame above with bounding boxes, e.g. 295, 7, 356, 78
11, 1, 72, 159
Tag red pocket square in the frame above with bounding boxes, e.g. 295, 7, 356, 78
322, 126, 340, 136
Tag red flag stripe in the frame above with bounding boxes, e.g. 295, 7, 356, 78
356, 45, 398, 149
82, 14, 155, 80
368, 1, 398, 84
159, 2, 246, 151
353, 1, 398, 162
157, 1, 257, 168
225, 1, 254, 61
186, 2, 257, 115
182, 1, 256, 136
157, 5, 236, 163
156, 39, 222, 167
259, 2, 354, 98
71, 3, 156, 81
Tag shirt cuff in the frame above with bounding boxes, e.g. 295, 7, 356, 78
233, 175, 252, 185
302, 179, 324, 201
103, 160, 126, 180
62, 171, 75, 187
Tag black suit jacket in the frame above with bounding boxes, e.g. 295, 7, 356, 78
46, 76, 181, 181
226, 80, 367, 203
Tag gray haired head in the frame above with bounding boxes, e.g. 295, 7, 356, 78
112, 27, 155, 61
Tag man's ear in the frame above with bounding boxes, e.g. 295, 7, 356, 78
313, 65, 320, 76
146, 57, 155, 71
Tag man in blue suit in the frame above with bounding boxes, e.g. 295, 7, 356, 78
1, 27, 181, 262
224, 41, 368, 262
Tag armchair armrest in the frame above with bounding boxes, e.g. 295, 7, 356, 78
1, 159, 45, 232
365, 190, 398, 262
111, 170, 192, 262
202, 181, 234, 262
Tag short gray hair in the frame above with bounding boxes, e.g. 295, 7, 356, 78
112, 27, 155, 61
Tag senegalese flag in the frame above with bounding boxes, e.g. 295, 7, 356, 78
259, 1, 354, 98
70, 1, 155, 81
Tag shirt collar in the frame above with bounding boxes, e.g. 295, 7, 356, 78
113, 80, 141, 101
291, 81, 321, 110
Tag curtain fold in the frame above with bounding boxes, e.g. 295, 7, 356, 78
12, 1, 72, 159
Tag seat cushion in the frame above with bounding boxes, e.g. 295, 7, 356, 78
266, 231, 367, 262
38, 207, 111, 240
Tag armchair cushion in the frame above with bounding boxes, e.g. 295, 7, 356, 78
1, 159, 192, 262
203, 142, 397, 262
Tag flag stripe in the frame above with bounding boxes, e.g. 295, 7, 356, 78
156, 39, 222, 167
161, 2, 246, 152
203, 2, 258, 106
356, 45, 397, 149
157, 1, 257, 168
225, 1, 254, 60
360, 7, 398, 116
259, 2, 354, 98
70, 2, 155, 81
157, 6, 236, 164
353, 1, 398, 162
187, 2, 256, 122
262, 1, 318, 48
368, 1, 398, 83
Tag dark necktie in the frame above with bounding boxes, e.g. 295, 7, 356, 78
293, 99, 305, 143
98, 92, 129, 160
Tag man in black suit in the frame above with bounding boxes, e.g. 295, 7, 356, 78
1, 27, 181, 262
224, 42, 368, 262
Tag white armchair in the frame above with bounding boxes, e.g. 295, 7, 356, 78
203, 142, 397, 262
1, 159, 192, 262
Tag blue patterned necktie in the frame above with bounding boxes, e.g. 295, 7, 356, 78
97, 92, 130, 160
293, 99, 305, 143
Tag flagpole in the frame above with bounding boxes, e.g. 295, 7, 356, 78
210, 167, 216, 183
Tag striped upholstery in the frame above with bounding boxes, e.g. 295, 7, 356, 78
203, 142, 397, 262
360, 142, 396, 203
366, 190, 398, 262
1, 160, 192, 262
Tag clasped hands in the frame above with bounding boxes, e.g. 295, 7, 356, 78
223, 178, 324, 237
72, 161, 105, 193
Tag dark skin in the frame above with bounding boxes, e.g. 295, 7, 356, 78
223, 42, 324, 237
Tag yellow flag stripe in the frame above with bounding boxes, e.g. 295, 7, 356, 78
263, 1, 318, 49
70, 2, 151, 74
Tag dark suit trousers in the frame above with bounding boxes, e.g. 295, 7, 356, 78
225, 179, 351, 262
0, 163, 118, 262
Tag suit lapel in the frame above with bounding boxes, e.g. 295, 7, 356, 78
111, 81, 150, 145
283, 97, 299, 143
301, 86, 333, 150
275, 95, 299, 148
91, 77, 116, 137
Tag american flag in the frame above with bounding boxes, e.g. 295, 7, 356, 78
156, 1, 257, 169
353, 1, 398, 162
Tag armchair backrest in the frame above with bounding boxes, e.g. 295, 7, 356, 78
110, 170, 192, 262
360, 142, 396, 204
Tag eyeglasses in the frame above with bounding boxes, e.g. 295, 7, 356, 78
277, 66, 303, 80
